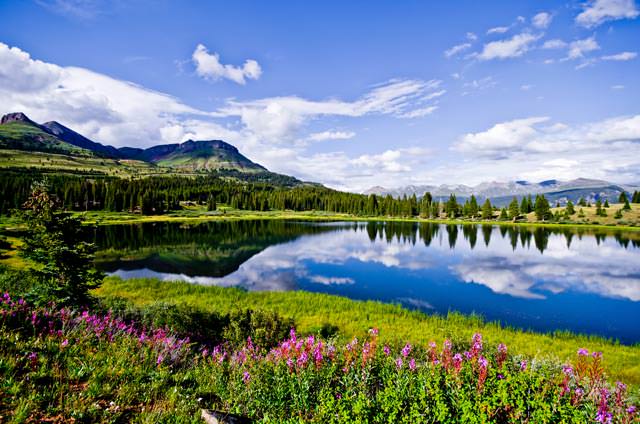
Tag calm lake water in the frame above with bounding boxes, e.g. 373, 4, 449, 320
93, 220, 640, 343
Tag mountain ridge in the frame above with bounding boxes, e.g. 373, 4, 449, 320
0, 112, 265, 173
365, 179, 640, 205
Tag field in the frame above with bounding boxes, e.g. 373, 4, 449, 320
0, 149, 167, 177
96, 277, 640, 387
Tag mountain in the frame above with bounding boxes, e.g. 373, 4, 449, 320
118, 139, 266, 172
365, 178, 640, 206
0, 112, 301, 185
0, 113, 93, 156
41, 121, 123, 159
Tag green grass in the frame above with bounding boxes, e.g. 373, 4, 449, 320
72, 204, 640, 233
96, 276, 640, 386
0, 122, 91, 156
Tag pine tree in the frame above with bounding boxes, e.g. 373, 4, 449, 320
604, 199, 609, 208
508, 197, 519, 220
619, 192, 628, 203
499, 208, 508, 220
565, 200, 575, 215
623, 197, 631, 211
534, 195, 551, 221
207, 195, 217, 211
481, 199, 493, 219
468, 195, 479, 218
578, 197, 587, 207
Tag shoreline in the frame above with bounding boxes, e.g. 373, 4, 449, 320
72, 209, 640, 232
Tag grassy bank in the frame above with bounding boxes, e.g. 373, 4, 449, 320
3, 293, 637, 423
96, 277, 640, 386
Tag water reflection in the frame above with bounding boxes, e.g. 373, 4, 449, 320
95, 221, 640, 342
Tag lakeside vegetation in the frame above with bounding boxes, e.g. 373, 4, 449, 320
0, 180, 639, 422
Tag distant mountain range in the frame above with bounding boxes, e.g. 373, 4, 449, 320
0, 112, 266, 173
365, 179, 640, 206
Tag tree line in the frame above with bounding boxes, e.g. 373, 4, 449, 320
0, 170, 637, 220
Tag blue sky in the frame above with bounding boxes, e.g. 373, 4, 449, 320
0, 0, 639, 191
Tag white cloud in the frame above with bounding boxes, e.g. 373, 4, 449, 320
444, 42, 472, 58
611, 84, 625, 89
566, 36, 600, 59
0, 42, 235, 148
466, 32, 478, 41
542, 39, 567, 49
308, 130, 356, 142
397, 106, 438, 119
576, 0, 639, 28
454, 117, 550, 153
601, 51, 637, 61
487, 26, 509, 35
532, 12, 553, 29
520, 84, 533, 91
478, 33, 540, 60
217, 79, 443, 141
192, 44, 262, 85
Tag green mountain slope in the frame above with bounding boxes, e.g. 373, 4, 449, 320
120, 140, 267, 172
0, 113, 92, 156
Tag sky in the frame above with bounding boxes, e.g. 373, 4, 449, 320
0, 0, 639, 191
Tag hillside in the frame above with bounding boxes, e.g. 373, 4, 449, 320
0, 112, 303, 185
0, 113, 92, 156
119, 139, 266, 172
41, 121, 123, 159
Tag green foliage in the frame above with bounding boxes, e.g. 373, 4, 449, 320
96, 277, 640, 386
508, 197, 520, 219
445, 194, 459, 218
499, 208, 508, 220
565, 200, 576, 215
1, 296, 637, 423
481, 199, 493, 219
0, 121, 92, 156
619, 191, 629, 203
615, 209, 624, 219
534, 195, 552, 221
19, 181, 103, 306
578, 197, 587, 207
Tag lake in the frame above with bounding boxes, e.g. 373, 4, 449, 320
92, 220, 640, 343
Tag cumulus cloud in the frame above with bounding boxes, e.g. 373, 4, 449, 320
576, 0, 639, 28
532, 12, 553, 29
0, 42, 234, 148
192, 44, 262, 85
478, 33, 541, 60
444, 114, 640, 184
601, 51, 637, 61
566, 36, 600, 60
444, 43, 472, 58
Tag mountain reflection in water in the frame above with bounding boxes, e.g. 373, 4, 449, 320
94, 221, 640, 343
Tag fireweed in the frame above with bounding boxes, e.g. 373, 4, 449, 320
1, 293, 639, 423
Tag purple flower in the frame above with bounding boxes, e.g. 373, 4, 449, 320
562, 365, 573, 376
242, 371, 251, 384
156, 354, 164, 365
383, 345, 391, 356
520, 360, 527, 371
401, 343, 411, 358
335, 393, 342, 400
409, 358, 416, 371
497, 373, 504, 380
369, 327, 379, 336
395, 357, 403, 369
478, 356, 488, 368
61, 339, 69, 347
627, 406, 636, 414
497, 343, 507, 354
575, 388, 584, 397
577, 348, 589, 356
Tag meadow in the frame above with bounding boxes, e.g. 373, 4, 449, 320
96, 277, 640, 388
1, 288, 638, 423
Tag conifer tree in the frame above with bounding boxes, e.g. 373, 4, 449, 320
508, 197, 520, 219
534, 195, 551, 221
481, 199, 493, 219
565, 200, 575, 215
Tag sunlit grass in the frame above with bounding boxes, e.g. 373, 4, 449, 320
96, 276, 640, 386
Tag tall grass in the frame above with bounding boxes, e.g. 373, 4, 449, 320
96, 277, 640, 386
